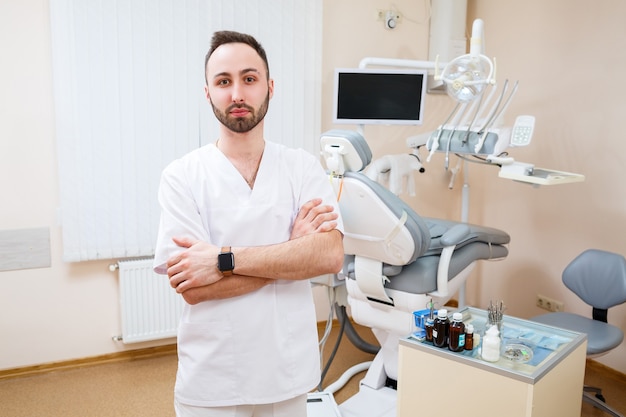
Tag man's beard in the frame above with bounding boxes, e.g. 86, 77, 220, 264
211, 93, 270, 133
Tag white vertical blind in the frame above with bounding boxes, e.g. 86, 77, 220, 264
50, 0, 322, 261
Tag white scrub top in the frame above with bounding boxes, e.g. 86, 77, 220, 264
153, 141, 343, 407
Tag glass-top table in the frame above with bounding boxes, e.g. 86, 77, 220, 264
402, 306, 587, 384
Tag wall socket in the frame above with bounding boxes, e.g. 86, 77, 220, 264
536, 294, 564, 312
376, 9, 403, 28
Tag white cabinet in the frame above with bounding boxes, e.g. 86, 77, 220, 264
397, 307, 587, 417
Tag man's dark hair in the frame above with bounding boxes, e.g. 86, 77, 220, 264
204, 31, 270, 84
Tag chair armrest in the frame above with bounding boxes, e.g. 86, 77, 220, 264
440, 224, 471, 246
436, 246, 455, 298
436, 224, 471, 298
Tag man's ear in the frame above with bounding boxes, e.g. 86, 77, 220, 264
268, 78, 274, 99
204, 85, 211, 102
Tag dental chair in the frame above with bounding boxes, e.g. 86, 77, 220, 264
320, 129, 510, 417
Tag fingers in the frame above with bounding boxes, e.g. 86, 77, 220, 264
291, 199, 339, 239
310, 211, 338, 231
164, 239, 225, 296
316, 220, 338, 233
166, 237, 200, 291
168, 270, 184, 291
167, 264, 197, 294
300, 200, 335, 222
172, 236, 197, 248
295, 198, 322, 221
166, 237, 198, 269
166, 258, 186, 290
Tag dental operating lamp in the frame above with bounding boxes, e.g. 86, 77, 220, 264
357, 19, 584, 187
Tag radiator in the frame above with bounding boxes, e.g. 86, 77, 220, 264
117, 257, 184, 343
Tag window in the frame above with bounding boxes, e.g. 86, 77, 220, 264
50, 0, 322, 261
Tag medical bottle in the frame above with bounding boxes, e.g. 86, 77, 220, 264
481, 325, 501, 362
464, 324, 475, 350
432, 309, 449, 348
448, 312, 465, 352
424, 318, 434, 342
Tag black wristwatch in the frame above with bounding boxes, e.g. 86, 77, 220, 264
217, 246, 235, 276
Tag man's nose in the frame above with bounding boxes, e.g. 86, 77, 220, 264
231, 83, 245, 103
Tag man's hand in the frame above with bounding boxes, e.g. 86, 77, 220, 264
166, 237, 222, 293
290, 198, 338, 240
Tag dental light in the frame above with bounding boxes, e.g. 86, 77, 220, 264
422, 19, 584, 187
435, 19, 496, 103
347, 19, 584, 189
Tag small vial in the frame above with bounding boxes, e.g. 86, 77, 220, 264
448, 312, 466, 352
432, 309, 449, 348
424, 318, 434, 342
464, 324, 474, 350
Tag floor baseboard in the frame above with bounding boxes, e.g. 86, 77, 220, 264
1, 321, 339, 381
0, 344, 177, 381
586, 358, 626, 383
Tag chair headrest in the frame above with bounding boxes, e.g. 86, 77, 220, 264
320, 130, 372, 174
563, 249, 626, 309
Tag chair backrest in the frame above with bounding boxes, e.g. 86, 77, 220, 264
320, 130, 432, 266
563, 249, 626, 317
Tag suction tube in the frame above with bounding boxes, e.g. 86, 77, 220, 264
335, 304, 380, 355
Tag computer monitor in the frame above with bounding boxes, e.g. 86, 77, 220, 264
332, 68, 427, 126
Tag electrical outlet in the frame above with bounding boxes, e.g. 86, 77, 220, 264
376, 9, 403, 23
536, 294, 564, 312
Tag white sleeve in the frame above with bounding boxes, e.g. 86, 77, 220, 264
153, 161, 211, 274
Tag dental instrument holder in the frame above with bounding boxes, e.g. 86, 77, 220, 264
486, 300, 505, 334
426, 126, 509, 157
417, 126, 586, 186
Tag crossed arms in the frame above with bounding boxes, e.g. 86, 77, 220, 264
165, 198, 344, 305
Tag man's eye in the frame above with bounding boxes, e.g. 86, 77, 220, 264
245, 76, 256, 83
217, 79, 230, 86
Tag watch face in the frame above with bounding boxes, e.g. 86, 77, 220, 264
218, 252, 234, 271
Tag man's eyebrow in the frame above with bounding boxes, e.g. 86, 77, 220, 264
212, 68, 260, 80
240, 68, 261, 76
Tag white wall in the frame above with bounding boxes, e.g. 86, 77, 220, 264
1, 0, 133, 369
2, 0, 626, 376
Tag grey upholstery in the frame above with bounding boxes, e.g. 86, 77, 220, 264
327, 129, 510, 297
562, 249, 626, 310
384, 241, 508, 294
342, 171, 433, 264
532, 312, 623, 356
532, 249, 626, 417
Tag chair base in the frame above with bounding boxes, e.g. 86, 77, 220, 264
583, 385, 624, 417
307, 392, 342, 417
338, 383, 396, 417
323, 340, 397, 417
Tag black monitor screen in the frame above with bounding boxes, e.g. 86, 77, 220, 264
333, 68, 426, 125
